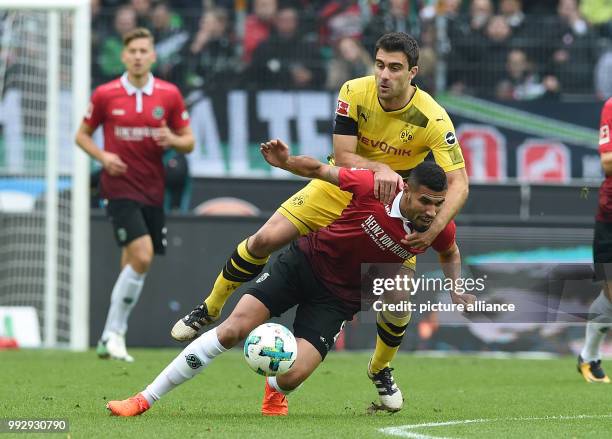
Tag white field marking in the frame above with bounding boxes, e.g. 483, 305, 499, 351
379, 414, 612, 439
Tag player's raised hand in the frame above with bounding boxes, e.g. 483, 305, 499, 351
374, 167, 403, 204
153, 120, 175, 149
101, 151, 127, 176
260, 139, 290, 169
401, 228, 436, 250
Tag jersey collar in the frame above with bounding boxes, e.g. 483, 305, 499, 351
120, 73, 154, 113
390, 191, 414, 234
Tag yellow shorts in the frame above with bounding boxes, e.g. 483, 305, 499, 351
277, 179, 416, 269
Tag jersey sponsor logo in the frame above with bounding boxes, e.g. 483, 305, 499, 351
114, 126, 162, 141
400, 127, 414, 143
600, 124, 610, 146
111, 108, 125, 116
336, 99, 350, 116
152, 106, 165, 120
445, 131, 457, 145
84, 102, 93, 119
357, 132, 411, 156
256, 272, 270, 283
181, 110, 189, 120
361, 215, 411, 260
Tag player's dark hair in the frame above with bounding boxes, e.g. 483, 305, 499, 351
408, 161, 447, 192
375, 32, 419, 68
123, 27, 155, 46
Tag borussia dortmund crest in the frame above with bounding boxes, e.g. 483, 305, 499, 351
152, 106, 165, 120
400, 127, 414, 143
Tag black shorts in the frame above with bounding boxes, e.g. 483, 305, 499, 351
246, 242, 356, 360
106, 199, 167, 255
594, 221, 612, 281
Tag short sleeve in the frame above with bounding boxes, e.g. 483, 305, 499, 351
333, 80, 359, 136
335, 80, 358, 121
426, 114, 465, 172
338, 168, 375, 198
83, 88, 106, 130
168, 89, 190, 131
599, 100, 612, 154
431, 220, 456, 252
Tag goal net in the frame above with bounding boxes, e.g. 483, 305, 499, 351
0, 0, 90, 349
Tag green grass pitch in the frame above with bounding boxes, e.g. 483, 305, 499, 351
1, 349, 610, 438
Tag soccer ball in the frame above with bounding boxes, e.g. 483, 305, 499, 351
243, 323, 297, 376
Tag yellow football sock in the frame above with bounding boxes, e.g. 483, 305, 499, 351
204, 239, 269, 316
369, 310, 412, 374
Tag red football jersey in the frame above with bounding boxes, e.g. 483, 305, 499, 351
597, 98, 612, 222
298, 168, 456, 309
83, 74, 190, 206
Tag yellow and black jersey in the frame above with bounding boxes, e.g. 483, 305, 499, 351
333, 76, 465, 176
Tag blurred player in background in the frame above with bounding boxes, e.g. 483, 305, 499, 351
172, 32, 469, 384
75, 28, 194, 362
106, 140, 473, 417
577, 97, 612, 383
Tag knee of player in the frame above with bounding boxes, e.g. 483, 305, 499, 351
278, 367, 308, 390
131, 252, 153, 272
248, 231, 277, 257
215, 324, 241, 348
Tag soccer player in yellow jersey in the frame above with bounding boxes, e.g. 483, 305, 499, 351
172, 32, 469, 402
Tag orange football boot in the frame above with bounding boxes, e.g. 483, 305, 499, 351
106, 393, 150, 416
261, 379, 288, 416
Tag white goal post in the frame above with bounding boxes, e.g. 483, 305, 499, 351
0, 0, 90, 350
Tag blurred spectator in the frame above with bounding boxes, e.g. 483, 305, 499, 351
547, 0, 597, 95
242, 0, 277, 64
96, 5, 136, 83
499, 0, 525, 31
480, 15, 514, 94
495, 49, 559, 100
247, 6, 325, 89
319, 0, 367, 46
184, 8, 238, 92
325, 36, 373, 90
469, 0, 493, 33
130, 0, 153, 29
363, 0, 422, 51
151, 2, 189, 84
446, 0, 494, 94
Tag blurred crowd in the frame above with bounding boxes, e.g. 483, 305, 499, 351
91, 0, 612, 100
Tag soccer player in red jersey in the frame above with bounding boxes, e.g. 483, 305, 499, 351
106, 139, 474, 417
577, 98, 612, 383
75, 28, 194, 362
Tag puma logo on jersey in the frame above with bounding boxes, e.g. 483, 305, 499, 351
360, 112, 368, 122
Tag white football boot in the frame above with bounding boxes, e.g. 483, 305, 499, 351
103, 331, 134, 362
367, 360, 404, 413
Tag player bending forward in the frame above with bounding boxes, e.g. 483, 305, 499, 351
106, 140, 474, 417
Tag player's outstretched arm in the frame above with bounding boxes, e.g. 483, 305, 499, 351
260, 139, 340, 185
437, 242, 476, 307
334, 134, 403, 204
